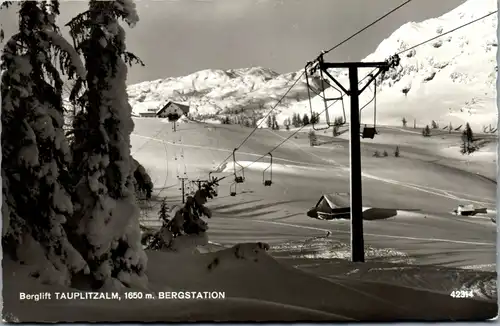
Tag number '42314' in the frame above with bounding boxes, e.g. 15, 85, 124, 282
450, 290, 474, 298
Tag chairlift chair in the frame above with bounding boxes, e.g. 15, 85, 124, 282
359, 75, 378, 139
361, 125, 377, 139
232, 149, 245, 183
230, 182, 237, 196
263, 152, 273, 186
304, 62, 347, 131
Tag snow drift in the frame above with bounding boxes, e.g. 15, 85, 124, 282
2, 242, 496, 322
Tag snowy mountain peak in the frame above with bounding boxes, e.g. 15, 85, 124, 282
303, 0, 498, 130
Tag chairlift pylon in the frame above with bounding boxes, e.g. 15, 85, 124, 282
232, 148, 245, 183
263, 152, 273, 186
359, 74, 378, 139
304, 62, 346, 131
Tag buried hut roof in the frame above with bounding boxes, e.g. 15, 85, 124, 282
314, 193, 402, 220
316, 193, 350, 210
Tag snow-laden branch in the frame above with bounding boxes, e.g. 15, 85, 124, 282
42, 30, 86, 80
114, 0, 139, 28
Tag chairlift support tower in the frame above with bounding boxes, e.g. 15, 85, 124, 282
314, 53, 400, 262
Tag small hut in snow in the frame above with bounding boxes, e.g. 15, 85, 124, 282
307, 193, 350, 220
155, 100, 190, 121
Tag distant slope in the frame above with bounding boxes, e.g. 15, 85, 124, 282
127, 0, 497, 130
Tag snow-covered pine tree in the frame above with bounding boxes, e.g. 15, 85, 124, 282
460, 131, 468, 154
158, 198, 169, 226
131, 157, 153, 200
310, 112, 318, 125
251, 116, 257, 128
284, 118, 290, 131
332, 125, 340, 136
460, 122, 475, 154
422, 125, 431, 137
266, 115, 272, 128
1, 0, 88, 286
271, 114, 277, 130
303, 113, 310, 126
66, 0, 148, 290
308, 130, 317, 146
465, 122, 474, 143
394, 146, 400, 157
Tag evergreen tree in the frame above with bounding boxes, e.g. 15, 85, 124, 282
422, 125, 431, 137
158, 198, 169, 226
266, 115, 272, 129
465, 122, 474, 143
402, 117, 407, 127
284, 118, 290, 131
132, 158, 153, 200
333, 116, 343, 126
460, 123, 475, 154
460, 131, 468, 154
394, 146, 400, 157
291, 113, 298, 127
308, 130, 317, 146
1, 0, 88, 285
66, 0, 148, 289
303, 113, 310, 126
295, 113, 303, 127
310, 112, 318, 125
271, 114, 277, 130
251, 116, 257, 128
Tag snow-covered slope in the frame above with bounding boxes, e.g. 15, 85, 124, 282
127, 0, 498, 130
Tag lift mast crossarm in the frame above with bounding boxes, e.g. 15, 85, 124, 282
358, 69, 385, 95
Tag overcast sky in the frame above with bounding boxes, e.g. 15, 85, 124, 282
0, 0, 467, 85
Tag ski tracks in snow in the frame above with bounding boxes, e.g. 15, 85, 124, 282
132, 129, 495, 208
264, 129, 495, 207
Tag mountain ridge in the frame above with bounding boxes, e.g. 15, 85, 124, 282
128, 0, 498, 131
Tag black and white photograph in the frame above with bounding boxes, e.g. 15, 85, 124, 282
0, 0, 498, 322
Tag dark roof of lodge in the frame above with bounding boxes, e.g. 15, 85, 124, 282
156, 100, 190, 115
